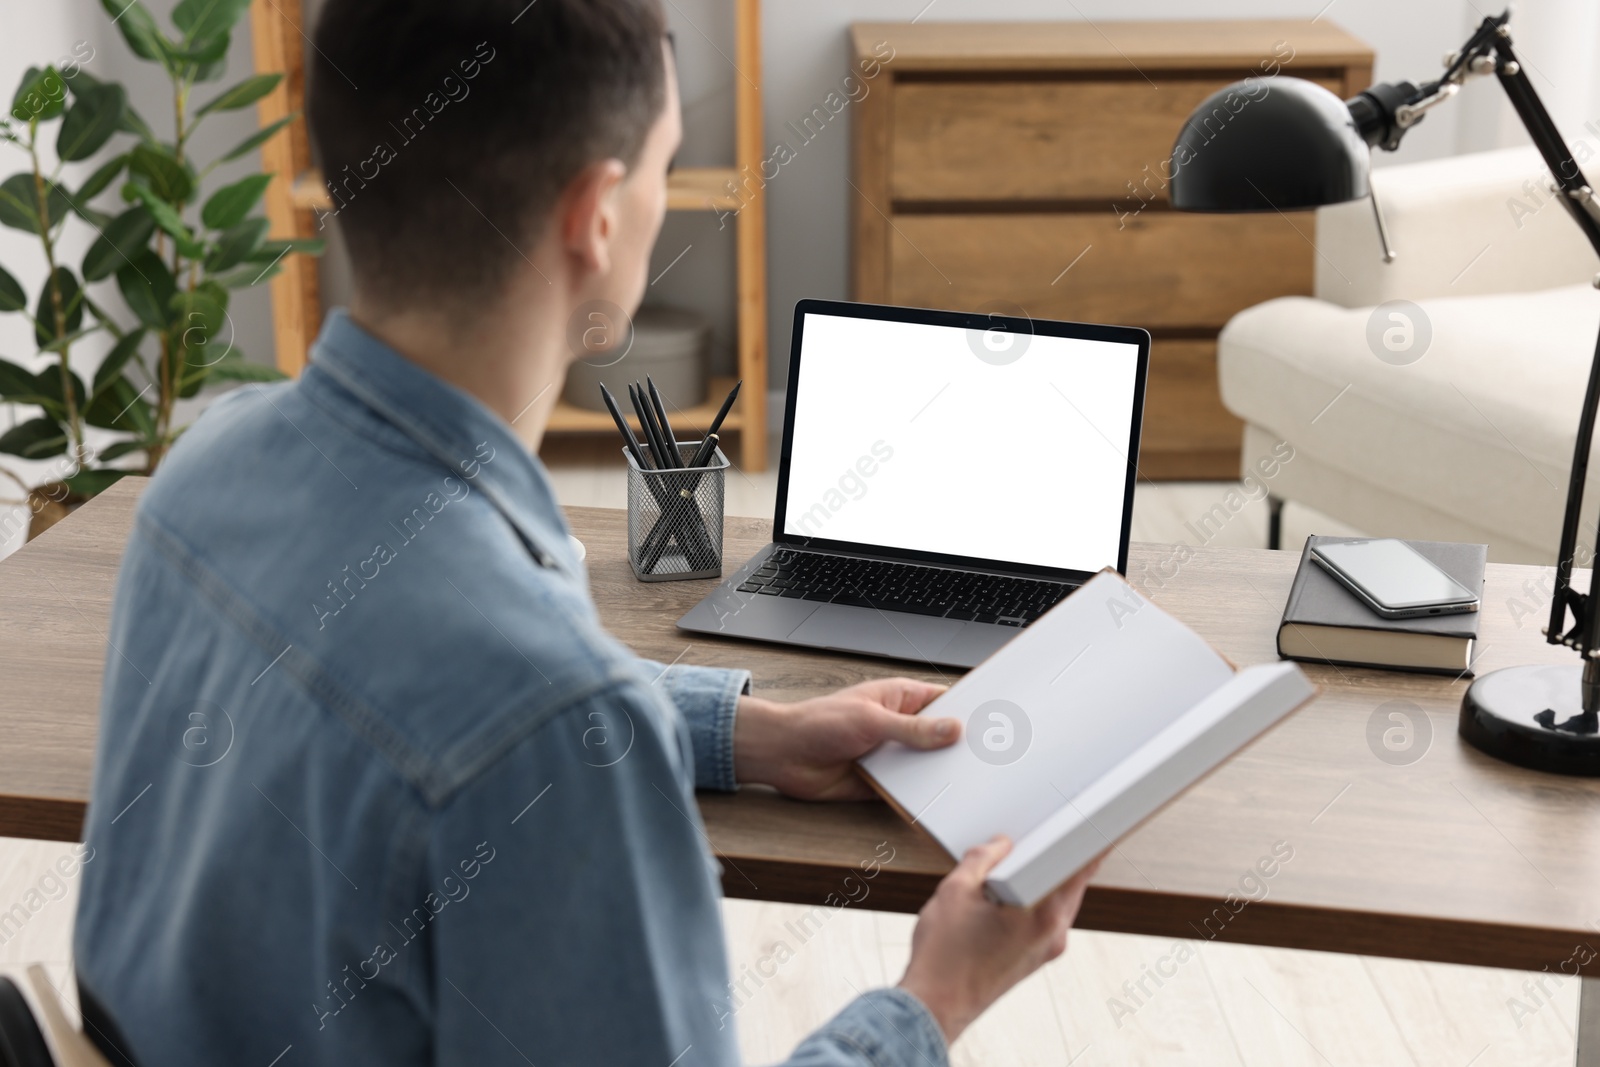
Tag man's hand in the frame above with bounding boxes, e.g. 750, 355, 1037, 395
899, 837, 1101, 1043
734, 678, 958, 801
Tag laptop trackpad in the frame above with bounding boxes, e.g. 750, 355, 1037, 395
788, 605, 965, 665
934, 622, 1018, 669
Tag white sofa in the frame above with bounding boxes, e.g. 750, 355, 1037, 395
1218, 146, 1600, 563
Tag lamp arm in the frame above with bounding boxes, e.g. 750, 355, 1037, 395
1350, 11, 1600, 261
1351, 12, 1600, 663
1489, 36, 1600, 258
1477, 33, 1600, 659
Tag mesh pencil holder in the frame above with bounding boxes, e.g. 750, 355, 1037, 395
625, 442, 727, 581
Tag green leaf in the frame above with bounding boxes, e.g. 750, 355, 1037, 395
170, 289, 228, 397
196, 73, 281, 119
128, 143, 194, 205
85, 376, 154, 434
250, 236, 325, 261
116, 249, 175, 330
119, 103, 157, 143
11, 67, 66, 124
95, 440, 147, 462
33, 267, 84, 348
0, 358, 40, 400
207, 261, 282, 289
172, 0, 252, 41
122, 183, 197, 252
204, 216, 268, 272
201, 173, 270, 230
70, 73, 153, 144
192, 57, 231, 85
99, 0, 171, 65
56, 83, 126, 162
76, 152, 127, 203
37, 324, 104, 358
0, 265, 24, 312
82, 206, 156, 282
0, 417, 67, 459
167, 33, 232, 84
218, 114, 294, 164
0, 173, 71, 235
64, 67, 104, 97
64, 469, 132, 496
205, 261, 262, 288
81, 294, 126, 336
33, 364, 87, 415
178, 290, 230, 392
204, 353, 283, 384
92, 328, 146, 397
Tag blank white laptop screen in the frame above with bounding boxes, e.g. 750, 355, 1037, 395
780, 311, 1141, 574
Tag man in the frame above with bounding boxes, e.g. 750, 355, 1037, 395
73, 2, 1096, 1064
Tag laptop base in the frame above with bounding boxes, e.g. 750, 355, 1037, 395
676, 546, 1024, 670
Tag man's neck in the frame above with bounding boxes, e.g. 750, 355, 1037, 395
349, 292, 569, 453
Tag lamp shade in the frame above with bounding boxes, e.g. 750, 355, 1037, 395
1169, 78, 1372, 213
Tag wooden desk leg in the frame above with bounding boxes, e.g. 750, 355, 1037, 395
1579, 977, 1600, 1067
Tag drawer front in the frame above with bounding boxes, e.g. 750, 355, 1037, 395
890, 76, 1344, 202
886, 212, 1312, 330
1140, 338, 1242, 479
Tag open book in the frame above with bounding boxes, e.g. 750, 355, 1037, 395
858, 571, 1315, 907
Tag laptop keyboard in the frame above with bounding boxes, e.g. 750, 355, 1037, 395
736, 548, 1077, 627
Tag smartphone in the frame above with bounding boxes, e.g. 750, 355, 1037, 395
1309, 539, 1479, 619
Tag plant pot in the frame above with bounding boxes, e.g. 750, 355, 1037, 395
26, 483, 87, 542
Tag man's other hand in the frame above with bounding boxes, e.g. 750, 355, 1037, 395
734, 678, 957, 800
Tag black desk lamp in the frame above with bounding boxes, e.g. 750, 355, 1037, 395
1168, 11, 1600, 775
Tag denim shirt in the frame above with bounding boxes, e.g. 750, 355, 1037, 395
72, 311, 948, 1067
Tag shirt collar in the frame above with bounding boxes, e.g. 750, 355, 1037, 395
303, 308, 574, 572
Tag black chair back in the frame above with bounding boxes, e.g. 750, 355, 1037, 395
0, 977, 53, 1067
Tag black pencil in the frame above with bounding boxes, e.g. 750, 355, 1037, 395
646, 376, 687, 468
600, 383, 650, 470
630, 383, 669, 470
702, 379, 742, 443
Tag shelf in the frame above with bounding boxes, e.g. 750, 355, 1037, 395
288, 166, 744, 213
290, 170, 332, 211
665, 167, 743, 211
546, 376, 744, 435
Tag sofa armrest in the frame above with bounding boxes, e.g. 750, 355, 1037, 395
1313, 146, 1597, 307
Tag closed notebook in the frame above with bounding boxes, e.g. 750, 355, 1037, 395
1277, 536, 1487, 675
858, 570, 1315, 908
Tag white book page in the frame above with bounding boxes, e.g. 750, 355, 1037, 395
858, 572, 1233, 860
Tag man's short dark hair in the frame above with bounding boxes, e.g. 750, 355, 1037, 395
308, 0, 667, 309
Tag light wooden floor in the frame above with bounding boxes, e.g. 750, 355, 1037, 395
0, 437, 1577, 1064
0, 835, 1579, 1065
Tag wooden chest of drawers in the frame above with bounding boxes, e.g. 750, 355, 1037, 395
849, 20, 1373, 479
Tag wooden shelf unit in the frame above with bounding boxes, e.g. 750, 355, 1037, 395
545, 376, 744, 435
289, 166, 748, 214
251, 0, 770, 470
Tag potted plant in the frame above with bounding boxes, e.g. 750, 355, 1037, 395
0, 0, 322, 540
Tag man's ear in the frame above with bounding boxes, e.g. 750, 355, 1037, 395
560, 158, 628, 277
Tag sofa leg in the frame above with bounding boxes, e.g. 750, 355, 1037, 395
1266, 494, 1284, 551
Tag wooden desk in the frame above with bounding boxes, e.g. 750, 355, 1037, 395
5, 481, 1599, 981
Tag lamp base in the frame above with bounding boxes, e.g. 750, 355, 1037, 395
1459, 664, 1600, 776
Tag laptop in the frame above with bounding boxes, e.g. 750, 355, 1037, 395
677, 299, 1149, 669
